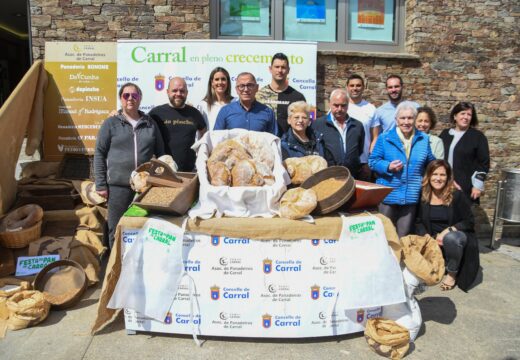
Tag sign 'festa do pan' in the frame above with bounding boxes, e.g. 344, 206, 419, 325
116, 39, 317, 116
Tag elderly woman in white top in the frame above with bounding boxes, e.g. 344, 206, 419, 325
415, 106, 444, 159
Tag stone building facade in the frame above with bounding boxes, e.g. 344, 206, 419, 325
29, 0, 520, 236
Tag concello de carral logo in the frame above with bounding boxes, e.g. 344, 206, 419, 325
155, 74, 165, 91
263, 258, 272, 274
311, 239, 320, 246
262, 314, 272, 328
210, 285, 220, 300
211, 235, 220, 246
311, 285, 320, 300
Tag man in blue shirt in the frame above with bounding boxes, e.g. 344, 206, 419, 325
214, 72, 278, 135
372, 74, 420, 137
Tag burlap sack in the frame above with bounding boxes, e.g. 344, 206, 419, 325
400, 234, 445, 286
0, 278, 32, 320
28, 236, 101, 286
6, 290, 50, 330
364, 318, 410, 360
0, 246, 15, 277
71, 180, 107, 206
43, 206, 106, 256
20, 161, 59, 179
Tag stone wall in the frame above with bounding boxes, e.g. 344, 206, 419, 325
29, 0, 520, 236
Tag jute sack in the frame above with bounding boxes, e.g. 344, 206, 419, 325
6, 290, 50, 330
364, 318, 410, 360
0, 278, 31, 320
28, 236, 101, 286
71, 180, 106, 206
400, 234, 445, 286
20, 161, 59, 179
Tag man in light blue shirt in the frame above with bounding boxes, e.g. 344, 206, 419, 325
373, 74, 420, 135
214, 72, 278, 135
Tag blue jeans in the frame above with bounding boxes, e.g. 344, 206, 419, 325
443, 231, 468, 273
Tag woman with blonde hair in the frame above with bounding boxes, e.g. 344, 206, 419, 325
415, 159, 480, 291
281, 101, 325, 160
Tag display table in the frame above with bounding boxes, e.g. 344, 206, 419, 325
92, 213, 404, 337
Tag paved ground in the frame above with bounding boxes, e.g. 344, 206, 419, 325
1, 237, 519, 360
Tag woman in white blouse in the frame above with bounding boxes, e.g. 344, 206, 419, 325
197, 67, 233, 130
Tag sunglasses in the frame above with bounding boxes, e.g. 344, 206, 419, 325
122, 93, 140, 100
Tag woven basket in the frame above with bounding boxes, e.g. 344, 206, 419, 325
0, 221, 43, 249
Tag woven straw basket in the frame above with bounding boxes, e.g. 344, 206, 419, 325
0, 220, 43, 249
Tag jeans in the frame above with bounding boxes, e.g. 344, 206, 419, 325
442, 231, 468, 273
107, 185, 136, 250
378, 203, 417, 238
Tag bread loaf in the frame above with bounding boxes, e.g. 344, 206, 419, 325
208, 161, 231, 186
231, 160, 264, 187
283, 155, 327, 185
279, 188, 317, 219
0, 205, 44, 232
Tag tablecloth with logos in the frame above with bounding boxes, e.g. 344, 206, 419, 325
92, 213, 404, 337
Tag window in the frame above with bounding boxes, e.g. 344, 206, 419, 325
211, 0, 405, 53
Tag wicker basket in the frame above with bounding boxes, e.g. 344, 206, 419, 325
0, 221, 43, 249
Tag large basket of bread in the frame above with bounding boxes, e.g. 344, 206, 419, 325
190, 129, 290, 218
0, 204, 44, 248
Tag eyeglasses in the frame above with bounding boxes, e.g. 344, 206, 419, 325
236, 83, 257, 91
122, 93, 140, 100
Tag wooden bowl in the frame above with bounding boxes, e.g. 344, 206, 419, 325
301, 166, 355, 215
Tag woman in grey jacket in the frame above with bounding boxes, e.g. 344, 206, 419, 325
94, 82, 165, 249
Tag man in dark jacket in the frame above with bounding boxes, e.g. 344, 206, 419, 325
312, 89, 365, 178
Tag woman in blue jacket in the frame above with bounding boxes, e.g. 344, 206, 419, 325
281, 101, 325, 160
369, 101, 435, 237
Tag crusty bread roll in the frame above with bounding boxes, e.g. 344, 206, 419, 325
231, 160, 264, 187
283, 155, 327, 185
237, 134, 275, 170
279, 188, 317, 220
130, 171, 149, 193
208, 139, 251, 169
208, 161, 231, 186
157, 155, 178, 172
1, 204, 44, 231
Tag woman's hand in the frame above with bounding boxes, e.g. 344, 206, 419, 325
436, 228, 450, 246
388, 160, 404, 173
471, 187, 482, 200
96, 190, 109, 198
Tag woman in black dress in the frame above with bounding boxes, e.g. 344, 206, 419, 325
439, 102, 490, 203
416, 160, 480, 291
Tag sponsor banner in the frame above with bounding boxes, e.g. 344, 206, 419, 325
121, 228, 390, 337
43, 42, 117, 160
116, 40, 317, 117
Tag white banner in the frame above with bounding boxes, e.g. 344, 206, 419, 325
116, 40, 317, 118
121, 225, 404, 338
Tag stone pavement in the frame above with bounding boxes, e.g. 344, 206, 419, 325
1, 238, 519, 360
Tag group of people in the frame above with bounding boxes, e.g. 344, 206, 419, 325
94, 52, 490, 292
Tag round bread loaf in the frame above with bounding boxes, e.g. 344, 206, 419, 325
279, 188, 317, 219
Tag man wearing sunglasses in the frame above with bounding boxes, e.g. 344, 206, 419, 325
214, 72, 277, 135
149, 77, 207, 172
